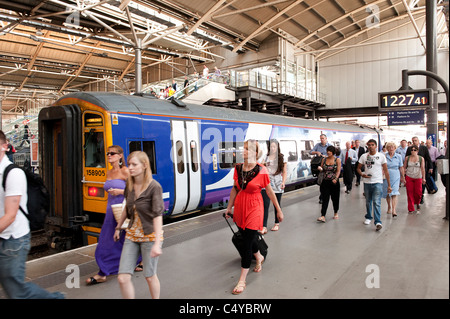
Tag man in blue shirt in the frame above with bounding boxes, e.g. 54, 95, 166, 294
311, 134, 331, 157
395, 139, 408, 162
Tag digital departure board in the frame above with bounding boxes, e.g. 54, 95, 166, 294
378, 89, 432, 112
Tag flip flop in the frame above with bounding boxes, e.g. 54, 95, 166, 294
271, 224, 279, 231
253, 256, 264, 272
232, 281, 246, 295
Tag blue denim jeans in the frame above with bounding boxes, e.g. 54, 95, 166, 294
0, 233, 64, 299
363, 183, 383, 225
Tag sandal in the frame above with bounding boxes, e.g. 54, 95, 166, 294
271, 224, 279, 231
392, 211, 397, 217
317, 216, 326, 223
259, 227, 267, 235
253, 257, 264, 273
333, 213, 339, 219
232, 281, 246, 295
135, 263, 143, 272
86, 276, 106, 285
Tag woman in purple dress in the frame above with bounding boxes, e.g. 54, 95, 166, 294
86, 145, 130, 285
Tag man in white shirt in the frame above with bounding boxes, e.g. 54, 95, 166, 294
357, 139, 391, 231
0, 130, 64, 299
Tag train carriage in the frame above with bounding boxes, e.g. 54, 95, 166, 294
38, 92, 379, 246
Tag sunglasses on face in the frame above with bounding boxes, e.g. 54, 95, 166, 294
411, 149, 418, 152
106, 151, 119, 156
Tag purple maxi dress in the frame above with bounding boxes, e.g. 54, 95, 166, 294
95, 179, 126, 277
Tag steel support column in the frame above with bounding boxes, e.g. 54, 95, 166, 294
426, 0, 438, 146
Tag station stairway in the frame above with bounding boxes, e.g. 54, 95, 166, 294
142, 74, 236, 105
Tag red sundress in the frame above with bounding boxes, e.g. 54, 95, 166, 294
232, 163, 270, 231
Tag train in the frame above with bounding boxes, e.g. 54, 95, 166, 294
38, 92, 390, 248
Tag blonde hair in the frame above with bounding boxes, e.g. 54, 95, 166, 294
385, 142, 397, 150
126, 151, 153, 192
245, 139, 262, 163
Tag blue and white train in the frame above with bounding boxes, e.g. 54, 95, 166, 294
38, 92, 386, 245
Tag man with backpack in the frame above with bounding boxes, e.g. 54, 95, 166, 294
0, 130, 64, 299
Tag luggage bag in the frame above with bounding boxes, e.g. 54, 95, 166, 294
223, 213, 268, 260
310, 155, 323, 177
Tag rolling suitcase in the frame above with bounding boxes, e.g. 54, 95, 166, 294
223, 213, 268, 260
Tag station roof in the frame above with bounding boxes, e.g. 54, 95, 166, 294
0, 0, 448, 115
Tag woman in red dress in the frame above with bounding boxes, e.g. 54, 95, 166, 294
225, 140, 284, 295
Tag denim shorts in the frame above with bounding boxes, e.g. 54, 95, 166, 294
118, 239, 161, 278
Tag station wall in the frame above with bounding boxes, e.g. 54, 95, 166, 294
319, 16, 449, 110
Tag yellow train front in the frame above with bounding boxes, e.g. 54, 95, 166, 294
39, 94, 114, 248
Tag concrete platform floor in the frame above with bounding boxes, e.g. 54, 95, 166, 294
7, 179, 450, 300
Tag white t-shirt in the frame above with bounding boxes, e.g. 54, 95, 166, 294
0, 155, 29, 239
358, 152, 386, 184
264, 155, 287, 193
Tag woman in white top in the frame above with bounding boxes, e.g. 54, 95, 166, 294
404, 147, 426, 213
261, 140, 287, 233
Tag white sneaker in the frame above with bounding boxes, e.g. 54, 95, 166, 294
364, 219, 371, 225
376, 223, 383, 231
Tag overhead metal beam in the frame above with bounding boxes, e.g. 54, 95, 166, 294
294, 0, 386, 48
314, 10, 426, 60
186, 0, 227, 36
212, 0, 292, 19
58, 41, 102, 93
232, 0, 304, 53
401, 0, 427, 49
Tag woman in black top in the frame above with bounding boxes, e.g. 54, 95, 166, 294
317, 146, 341, 222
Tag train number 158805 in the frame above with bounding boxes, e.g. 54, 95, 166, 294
86, 169, 106, 177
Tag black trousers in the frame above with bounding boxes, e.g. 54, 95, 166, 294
238, 227, 259, 269
320, 179, 340, 217
261, 189, 282, 227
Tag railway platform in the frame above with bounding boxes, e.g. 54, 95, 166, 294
1, 179, 448, 304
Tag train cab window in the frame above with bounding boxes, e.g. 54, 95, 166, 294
190, 140, 199, 172
84, 130, 106, 168
280, 140, 298, 162
219, 142, 243, 169
128, 140, 157, 174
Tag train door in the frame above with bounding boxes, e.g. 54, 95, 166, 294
82, 112, 108, 222
38, 104, 82, 228
171, 120, 201, 214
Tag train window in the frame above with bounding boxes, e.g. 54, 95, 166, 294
176, 141, 185, 174
301, 140, 314, 160
280, 140, 298, 162
84, 113, 103, 127
190, 140, 199, 172
219, 141, 243, 169
84, 130, 106, 168
128, 140, 157, 174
